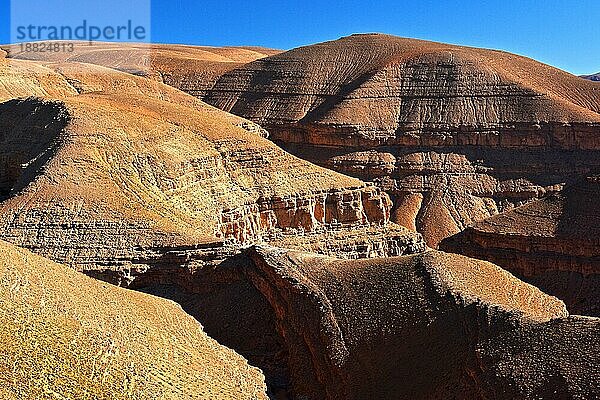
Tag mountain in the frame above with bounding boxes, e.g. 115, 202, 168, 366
0, 50, 423, 284
582, 72, 600, 81
203, 33, 600, 247
1, 37, 599, 399
2, 42, 282, 98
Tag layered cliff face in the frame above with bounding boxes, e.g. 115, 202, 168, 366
441, 175, 600, 316
3, 42, 281, 99
0, 56, 422, 281
240, 245, 598, 400
203, 33, 600, 246
0, 239, 267, 399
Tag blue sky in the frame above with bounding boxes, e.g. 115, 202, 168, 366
1, 0, 599, 75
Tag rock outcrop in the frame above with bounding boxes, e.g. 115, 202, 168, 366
239, 245, 599, 400
441, 175, 600, 316
203, 33, 600, 246
0, 239, 267, 399
2, 38, 597, 399
0, 56, 423, 282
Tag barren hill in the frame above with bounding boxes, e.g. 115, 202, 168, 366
203, 33, 600, 246
441, 175, 600, 316
0, 55, 422, 283
2, 42, 281, 97
2, 37, 598, 399
234, 245, 599, 399
0, 239, 267, 399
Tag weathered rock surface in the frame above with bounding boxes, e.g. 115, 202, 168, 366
240, 245, 598, 400
441, 175, 600, 316
0, 56, 424, 279
0, 239, 267, 399
2, 39, 597, 399
203, 33, 600, 246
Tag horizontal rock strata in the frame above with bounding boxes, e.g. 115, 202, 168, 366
0, 56, 423, 280
441, 175, 600, 316
203, 33, 600, 246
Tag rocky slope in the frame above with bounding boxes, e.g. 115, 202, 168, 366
0, 239, 267, 399
2, 42, 281, 98
441, 175, 600, 316
0, 54, 424, 281
203, 33, 600, 246
238, 245, 599, 400
2, 39, 597, 399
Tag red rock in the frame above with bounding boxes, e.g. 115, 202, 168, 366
203, 34, 600, 246
441, 175, 600, 316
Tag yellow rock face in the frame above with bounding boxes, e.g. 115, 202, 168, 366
0, 239, 267, 399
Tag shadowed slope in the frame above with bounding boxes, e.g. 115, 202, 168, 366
441, 175, 600, 316
582, 72, 600, 81
242, 245, 598, 400
203, 33, 600, 246
0, 240, 267, 399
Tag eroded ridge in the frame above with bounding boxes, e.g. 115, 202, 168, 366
240, 245, 598, 400
0, 54, 423, 281
441, 175, 600, 316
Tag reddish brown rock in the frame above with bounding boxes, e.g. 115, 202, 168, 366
236, 245, 598, 400
441, 175, 600, 316
203, 34, 600, 246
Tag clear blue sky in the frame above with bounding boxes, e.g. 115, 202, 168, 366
1, 0, 598, 75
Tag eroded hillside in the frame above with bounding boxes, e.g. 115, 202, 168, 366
2, 42, 281, 98
203, 33, 600, 246
1, 37, 598, 400
235, 245, 598, 399
0, 53, 424, 282
441, 175, 600, 316
0, 240, 267, 399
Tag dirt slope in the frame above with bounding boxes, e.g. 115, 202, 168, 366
0, 56, 419, 278
3, 42, 281, 97
0, 239, 267, 399
241, 245, 598, 400
441, 175, 600, 316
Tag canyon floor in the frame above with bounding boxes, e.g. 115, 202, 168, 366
0, 36, 599, 399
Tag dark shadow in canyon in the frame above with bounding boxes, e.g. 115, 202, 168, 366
0, 98, 69, 201
125, 253, 294, 399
